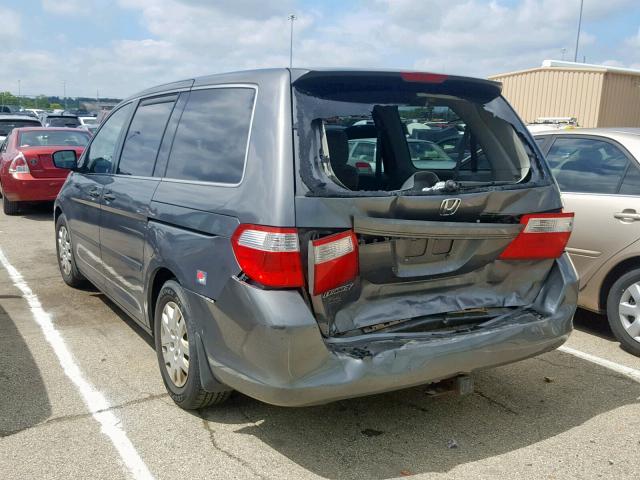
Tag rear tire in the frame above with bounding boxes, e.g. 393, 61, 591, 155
3, 197, 20, 215
606, 269, 640, 356
55, 214, 87, 288
154, 280, 232, 409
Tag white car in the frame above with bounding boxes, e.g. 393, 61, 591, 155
78, 116, 98, 127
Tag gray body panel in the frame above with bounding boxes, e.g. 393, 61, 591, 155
184, 255, 576, 406
54, 67, 578, 406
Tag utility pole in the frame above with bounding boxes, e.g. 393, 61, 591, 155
288, 14, 296, 68
573, 0, 584, 62
18, 80, 21, 108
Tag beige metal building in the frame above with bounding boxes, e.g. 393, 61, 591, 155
489, 60, 640, 128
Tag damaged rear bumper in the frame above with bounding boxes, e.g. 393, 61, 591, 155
186, 254, 578, 407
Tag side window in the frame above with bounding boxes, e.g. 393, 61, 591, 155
165, 87, 255, 184
80, 103, 133, 174
117, 99, 175, 177
534, 136, 546, 148
620, 165, 640, 195
546, 137, 628, 194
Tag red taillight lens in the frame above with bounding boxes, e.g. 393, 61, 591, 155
231, 224, 304, 288
8, 152, 29, 174
499, 213, 574, 260
310, 230, 358, 295
354, 161, 373, 173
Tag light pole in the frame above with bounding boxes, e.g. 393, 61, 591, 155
18, 80, 21, 108
288, 14, 296, 68
573, 0, 584, 62
63, 80, 67, 110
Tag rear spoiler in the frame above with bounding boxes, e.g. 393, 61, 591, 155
292, 70, 502, 104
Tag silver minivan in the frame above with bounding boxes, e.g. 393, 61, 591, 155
52, 69, 578, 409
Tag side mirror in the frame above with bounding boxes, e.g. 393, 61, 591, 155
52, 150, 78, 170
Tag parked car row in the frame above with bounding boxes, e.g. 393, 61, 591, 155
1, 68, 636, 413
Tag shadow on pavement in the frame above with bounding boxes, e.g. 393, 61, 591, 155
93, 293, 154, 349
199, 350, 640, 479
573, 308, 615, 341
0, 300, 51, 437
12, 202, 54, 222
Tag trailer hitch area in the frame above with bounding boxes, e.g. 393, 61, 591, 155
424, 374, 474, 397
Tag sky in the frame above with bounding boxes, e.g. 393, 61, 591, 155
0, 0, 639, 99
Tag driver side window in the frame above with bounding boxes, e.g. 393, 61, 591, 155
80, 103, 133, 174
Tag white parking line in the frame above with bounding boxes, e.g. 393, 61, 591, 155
559, 345, 640, 383
0, 248, 154, 480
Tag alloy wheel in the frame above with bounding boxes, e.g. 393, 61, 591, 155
160, 301, 190, 387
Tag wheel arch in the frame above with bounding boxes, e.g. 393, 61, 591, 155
148, 267, 178, 333
599, 256, 640, 311
54, 204, 63, 224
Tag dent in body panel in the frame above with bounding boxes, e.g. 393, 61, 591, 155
144, 217, 241, 303
189, 256, 577, 406
294, 185, 562, 228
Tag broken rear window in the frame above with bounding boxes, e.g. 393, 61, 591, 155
293, 72, 546, 196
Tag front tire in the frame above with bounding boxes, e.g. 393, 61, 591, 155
3, 196, 20, 215
153, 280, 231, 409
606, 269, 640, 356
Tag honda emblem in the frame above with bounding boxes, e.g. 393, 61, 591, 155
440, 198, 461, 216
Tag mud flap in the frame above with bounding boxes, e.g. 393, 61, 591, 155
195, 332, 232, 393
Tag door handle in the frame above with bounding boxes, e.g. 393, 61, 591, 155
87, 188, 100, 199
614, 210, 640, 221
103, 191, 116, 202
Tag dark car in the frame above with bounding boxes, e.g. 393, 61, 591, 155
51, 69, 578, 410
0, 114, 42, 142
41, 113, 81, 128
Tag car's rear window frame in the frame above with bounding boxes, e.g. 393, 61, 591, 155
292, 74, 551, 198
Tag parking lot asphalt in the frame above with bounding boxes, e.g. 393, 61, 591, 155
1, 204, 639, 480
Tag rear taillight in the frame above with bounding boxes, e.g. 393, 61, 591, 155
499, 213, 574, 260
354, 161, 373, 173
231, 224, 304, 288
310, 230, 358, 295
8, 152, 29, 174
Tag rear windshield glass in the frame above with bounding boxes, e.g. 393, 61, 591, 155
47, 117, 81, 127
19, 130, 90, 147
294, 74, 543, 195
0, 119, 41, 136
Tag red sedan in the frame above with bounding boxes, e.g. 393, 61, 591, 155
0, 127, 91, 215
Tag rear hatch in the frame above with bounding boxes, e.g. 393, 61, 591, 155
18, 129, 89, 179
291, 70, 568, 337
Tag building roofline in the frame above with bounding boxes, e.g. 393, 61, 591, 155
489, 59, 640, 79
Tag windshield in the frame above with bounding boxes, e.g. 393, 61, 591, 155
294, 74, 542, 195
19, 130, 90, 147
0, 119, 41, 136
48, 117, 80, 127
